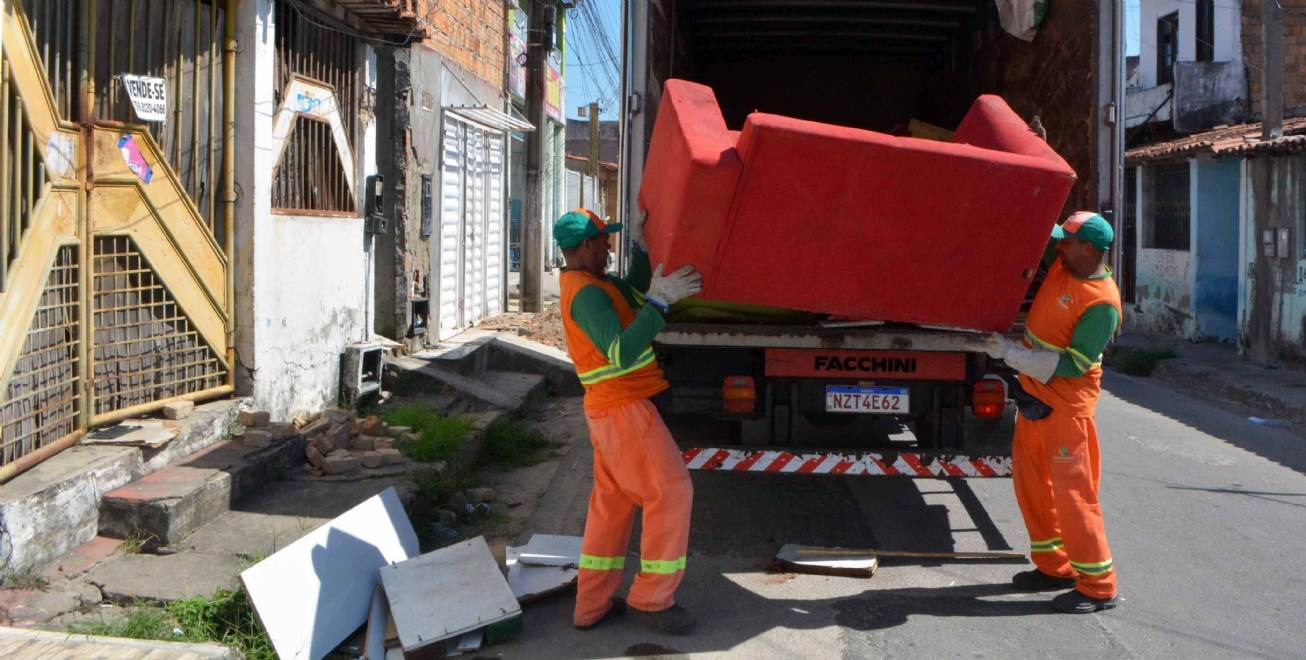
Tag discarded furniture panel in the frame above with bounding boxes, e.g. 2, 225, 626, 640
240, 487, 419, 660
380, 537, 520, 654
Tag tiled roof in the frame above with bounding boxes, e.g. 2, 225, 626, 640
1125, 117, 1306, 162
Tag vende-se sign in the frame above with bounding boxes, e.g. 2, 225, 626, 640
121, 74, 167, 122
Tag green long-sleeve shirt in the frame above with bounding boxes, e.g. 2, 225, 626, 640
568, 247, 666, 369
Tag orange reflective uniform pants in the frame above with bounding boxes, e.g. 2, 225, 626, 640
1012, 410, 1117, 599
574, 399, 693, 627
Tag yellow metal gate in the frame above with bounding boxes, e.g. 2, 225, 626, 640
0, 0, 234, 481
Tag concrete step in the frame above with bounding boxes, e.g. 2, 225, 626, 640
0, 399, 245, 576
409, 329, 498, 378
97, 435, 306, 550
387, 357, 548, 417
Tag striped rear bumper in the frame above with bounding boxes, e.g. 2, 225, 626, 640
681, 448, 1012, 477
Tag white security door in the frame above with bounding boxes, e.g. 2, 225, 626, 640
462, 127, 487, 327
438, 114, 509, 338
438, 117, 464, 339
484, 133, 506, 318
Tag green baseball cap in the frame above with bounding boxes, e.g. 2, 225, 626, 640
1051, 212, 1113, 251
553, 209, 623, 249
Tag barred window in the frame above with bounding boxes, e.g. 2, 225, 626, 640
272, 3, 358, 214
1145, 163, 1190, 251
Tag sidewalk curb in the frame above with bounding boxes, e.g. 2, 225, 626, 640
1148, 359, 1306, 428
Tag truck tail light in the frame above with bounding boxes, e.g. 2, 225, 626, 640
972, 379, 1005, 420
723, 376, 756, 414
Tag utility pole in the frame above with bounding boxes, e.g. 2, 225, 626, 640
1263, 0, 1283, 140
589, 101, 600, 177
521, 0, 551, 312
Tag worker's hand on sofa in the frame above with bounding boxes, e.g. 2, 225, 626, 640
630, 209, 648, 248
645, 264, 702, 312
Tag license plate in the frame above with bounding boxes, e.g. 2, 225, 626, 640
825, 386, 910, 414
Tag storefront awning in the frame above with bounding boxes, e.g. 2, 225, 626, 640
446, 105, 535, 132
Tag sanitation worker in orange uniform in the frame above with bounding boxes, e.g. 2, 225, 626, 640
555, 208, 702, 634
984, 212, 1123, 614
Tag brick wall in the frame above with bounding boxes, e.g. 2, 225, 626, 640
1243, 0, 1306, 116
416, 0, 504, 90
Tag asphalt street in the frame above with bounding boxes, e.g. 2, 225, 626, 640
495, 371, 1306, 659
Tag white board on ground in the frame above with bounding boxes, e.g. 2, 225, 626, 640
240, 487, 419, 660
516, 534, 582, 567
505, 544, 577, 603
381, 537, 520, 652
364, 585, 389, 660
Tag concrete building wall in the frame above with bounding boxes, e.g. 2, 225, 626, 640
234, 0, 378, 420
1139, 0, 1243, 90
1243, 0, 1306, 116
1194, 157, 1243, 340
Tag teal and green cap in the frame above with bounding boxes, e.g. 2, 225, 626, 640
554, 209, 622, 249
1052, 211, 1113, 251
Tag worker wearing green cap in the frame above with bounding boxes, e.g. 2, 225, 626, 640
554, 209, 702, 635
983, 211, 1124, 614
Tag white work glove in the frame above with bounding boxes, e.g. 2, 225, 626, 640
981, 334, 1060, 384
630, 209, 647, 248
644, 264, 702, 312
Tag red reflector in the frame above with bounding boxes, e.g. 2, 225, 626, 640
723, 376, 756, 414
972, 379, 1005, 420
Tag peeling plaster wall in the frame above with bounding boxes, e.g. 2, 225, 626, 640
1242, 156, 1306, 368
234, 1, 378, 421
1132, 248, 1196, 337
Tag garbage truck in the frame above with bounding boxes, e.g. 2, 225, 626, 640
615, 0, 1126, 475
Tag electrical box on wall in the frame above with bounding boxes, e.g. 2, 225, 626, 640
341, 343, 384, 406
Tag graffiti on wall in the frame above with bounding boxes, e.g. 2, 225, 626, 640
1130, 248, 1196, 338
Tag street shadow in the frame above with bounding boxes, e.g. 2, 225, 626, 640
1102, 371, 1306, 477
1164, 484, 1306, 510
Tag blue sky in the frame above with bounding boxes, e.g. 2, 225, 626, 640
563, 2, 1142, 121
1127, 2, 1140, 56
564, 0, 623, 121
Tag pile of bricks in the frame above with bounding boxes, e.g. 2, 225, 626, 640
295, 409, 408, 477
236, 410, 299, 449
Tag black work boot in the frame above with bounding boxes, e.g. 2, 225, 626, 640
1052, 590, 1119, 614
644, 604, 697, 635
1011, 569, 1078, 591
575, 597, 627, 630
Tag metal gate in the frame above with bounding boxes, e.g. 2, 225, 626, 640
0, 0, 234, 480
436, 113, 506, 340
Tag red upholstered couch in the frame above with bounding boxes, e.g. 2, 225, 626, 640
637, 79, 1077, 332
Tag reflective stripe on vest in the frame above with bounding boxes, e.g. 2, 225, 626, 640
577, 347, 657, 386
1025, 330, 1103, 371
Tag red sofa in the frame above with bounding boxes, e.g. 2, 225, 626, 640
637, 79, 1077, 332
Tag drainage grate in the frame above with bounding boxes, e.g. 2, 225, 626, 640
91, 236, 226, 416
1, 245, 80, 467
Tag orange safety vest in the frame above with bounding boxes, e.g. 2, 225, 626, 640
560, 270, 669, 409
1019, 260, 1123, 418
